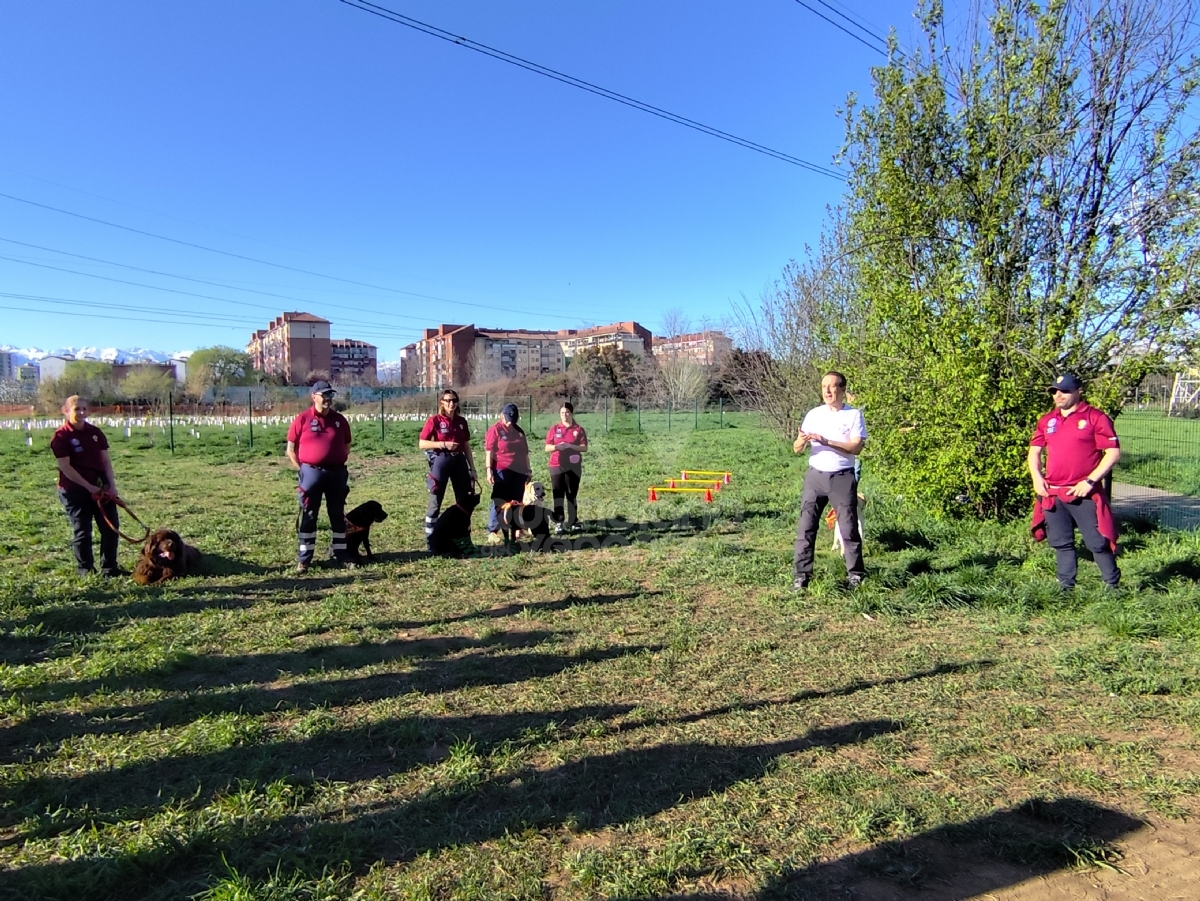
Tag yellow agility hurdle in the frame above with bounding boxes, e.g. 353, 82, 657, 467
681, 470, 732, 484
667, 478, 722, 491
649, 486, 715, 502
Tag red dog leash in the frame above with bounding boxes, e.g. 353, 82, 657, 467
92, 491, 151, 544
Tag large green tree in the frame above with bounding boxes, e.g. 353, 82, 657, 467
836, 0, 1200, 516
187, 347, 256, 386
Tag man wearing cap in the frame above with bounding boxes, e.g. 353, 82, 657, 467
792, 371, 868, 590
286, 381, 353, 573
1029, 374, 1121, 589
483, 403, 532, 542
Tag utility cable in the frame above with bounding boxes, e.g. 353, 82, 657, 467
337, 0, 844, 180
0, 190, 599, 323
792, 0, 888, 57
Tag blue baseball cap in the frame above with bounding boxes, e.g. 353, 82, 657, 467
310, 380, 336, 396
501, 403, 519, 422
1049, 374, 1083, 393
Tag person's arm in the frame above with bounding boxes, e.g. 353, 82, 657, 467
418, 417, 456, 451
98, 448, 119, 498
810, 434, 865, 455
484, 448, 495, 485
1066, 447, 1121, 498
1027, 445, 1049, 497
56, 456, 102, 493
286, 440, 301, 470
793, 427, 811, 454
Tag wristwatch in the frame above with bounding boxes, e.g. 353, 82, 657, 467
1085, 478, 1096, 486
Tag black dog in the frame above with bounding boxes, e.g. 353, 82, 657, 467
428, 493, 481, 558
344, 500, 388, 560
499, 501, 553, 551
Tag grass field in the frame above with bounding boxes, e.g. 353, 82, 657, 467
1114, 409, 1200, 497
2, 419, 1199, 900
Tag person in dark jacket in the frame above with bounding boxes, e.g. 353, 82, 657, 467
51, 395, 123, 577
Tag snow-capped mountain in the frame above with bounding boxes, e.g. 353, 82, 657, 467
1, 346, 192, 366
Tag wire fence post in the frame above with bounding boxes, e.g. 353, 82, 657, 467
719, 397, 724, 428
604, 396, 609, 432
484, 393, 488, 419
637, 399, 641, 433
694, 398, 699, 430
248, 389, 254, 449
667, 400, 671, 431
168, 392, 175, 454
528, 394, 534, 435
380, 393, 385, 441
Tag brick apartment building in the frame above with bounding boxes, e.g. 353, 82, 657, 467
652, 330, 734, 366
246, 312, 332, 384
399, 321, 653, 389
330, 339, 378, 384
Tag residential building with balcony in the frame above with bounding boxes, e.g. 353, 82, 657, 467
330, 339, 378, 384
652, 330, 734, 366
246, 312, 332, 384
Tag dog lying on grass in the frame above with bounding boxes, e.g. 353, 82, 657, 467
132, 529, 203, 585
428, 493, 481, 558
344, 500, 388, 561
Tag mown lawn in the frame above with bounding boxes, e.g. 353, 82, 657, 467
1, 419, 1198, 900
1114, 408, 1200, 496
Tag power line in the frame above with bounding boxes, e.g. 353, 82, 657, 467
337, 0, 844, 180
0, 190, 604, 323
792, 0, 888, 57
0, 237, 444, 332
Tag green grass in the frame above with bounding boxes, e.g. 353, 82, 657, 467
1, 421, 1199, 899
1114, 409, 1200, 496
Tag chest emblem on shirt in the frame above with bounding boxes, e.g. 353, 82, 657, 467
1046, 419, 1057, 434
1078, 420, 1088, 430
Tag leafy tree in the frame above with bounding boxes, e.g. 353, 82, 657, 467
833, 0, 1200, 517
187, 347, 255, 386
120, 367, 175, 403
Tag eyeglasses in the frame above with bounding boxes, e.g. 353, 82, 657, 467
442, 398, 459, 404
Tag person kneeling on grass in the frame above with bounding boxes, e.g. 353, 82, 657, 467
51, 395, 124, 578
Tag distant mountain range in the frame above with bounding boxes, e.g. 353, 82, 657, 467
2, 345, 402, 373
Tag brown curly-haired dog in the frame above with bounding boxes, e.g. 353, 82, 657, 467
132, 529, 203, 585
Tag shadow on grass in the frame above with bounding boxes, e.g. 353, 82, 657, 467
2, 719, 903, 900
1140, 557, 1200, 588
665, 797, 1143, 900
873, 527, 936, 551
376, 590, 659, 631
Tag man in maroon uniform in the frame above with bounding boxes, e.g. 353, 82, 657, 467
544, 401, 588, 534
286, 381, 353, 573
418, 389, 478, 552
51, 395, 123, 577
1029, 373, 1121, 589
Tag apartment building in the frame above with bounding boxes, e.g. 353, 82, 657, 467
652, 330, 734, 366
246, 312, 332, 384
330, 339, 378, 384
558, 321, 653, 359
0, 350, 14, 381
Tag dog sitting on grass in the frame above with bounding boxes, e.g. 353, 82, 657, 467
344, 500, 388, 561
132, 529, 203, 585
428, 492, 481, 558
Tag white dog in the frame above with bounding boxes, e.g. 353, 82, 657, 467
827, 493, 866, 553
522, 481, 546, 505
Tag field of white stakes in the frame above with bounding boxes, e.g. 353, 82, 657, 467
0, 412, 501, 432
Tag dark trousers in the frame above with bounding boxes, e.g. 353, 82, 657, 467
59, 486, 119, 576
550, 468, 581, 528
488, 469, 529, 533
425, 453, 473, 547
297, 464, 349, 564
1042, 496, 1120, 588
793, 467, 865, 580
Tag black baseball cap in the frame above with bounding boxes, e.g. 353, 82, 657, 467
310, 380, 336, 396
1048, 374, 1083, 393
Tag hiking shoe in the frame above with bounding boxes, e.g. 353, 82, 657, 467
792, 576, 810, 591
296, 561, 310, 574
847, 574, 864, 589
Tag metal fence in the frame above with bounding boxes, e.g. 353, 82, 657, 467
1110, 404, 1200, 529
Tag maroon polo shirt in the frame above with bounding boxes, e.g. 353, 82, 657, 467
51, 421, 110, 490
484, 421, 531, 474
287, 407, 351, 467
420, 414, 471, 448
1030, 402, 1119, 485
547, 422, 587, 470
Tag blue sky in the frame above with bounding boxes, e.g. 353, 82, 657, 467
0, 0, 921, 359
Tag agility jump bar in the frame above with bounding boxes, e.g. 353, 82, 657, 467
667, 478, 722, 490
648, 486, 715, 502
681, 470, 731, 484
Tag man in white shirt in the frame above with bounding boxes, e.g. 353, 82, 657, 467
792, 371, 867, 590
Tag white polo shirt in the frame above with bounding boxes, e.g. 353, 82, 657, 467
801, 403, 867, 473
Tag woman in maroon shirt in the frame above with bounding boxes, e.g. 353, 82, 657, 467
484, 403, 531, 541
544, 401, 588, 534
418, 390, 478, 551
